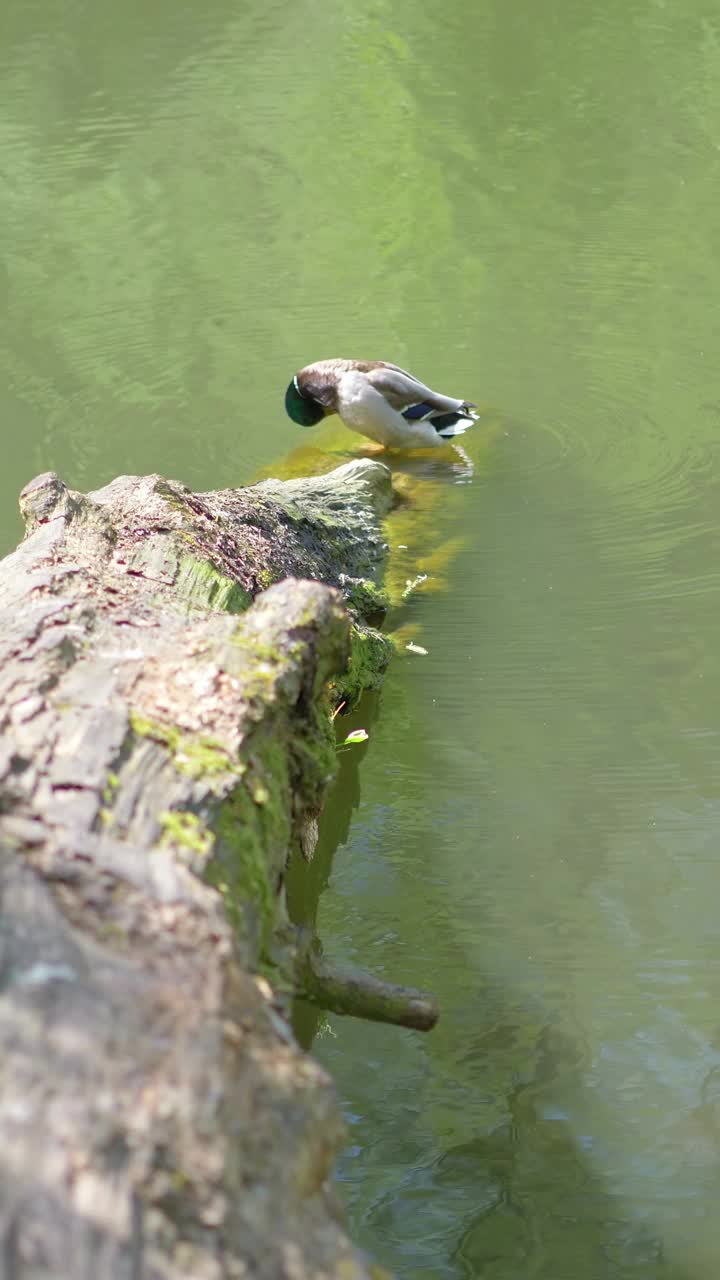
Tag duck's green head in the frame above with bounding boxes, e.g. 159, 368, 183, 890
285, 376, 325, 427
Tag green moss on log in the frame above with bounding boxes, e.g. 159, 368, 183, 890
128, 714, 241, 781
159, 810, 214, 857
341, 577, 389, 618
209, 746, 289, 950
332, 623, 392, 708
129, 713, 180, 752
174, 737, 240, 779
175, 554, 251, 614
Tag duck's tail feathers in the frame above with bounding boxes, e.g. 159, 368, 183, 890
401, 400, 478, 439
431, 403, 479, 440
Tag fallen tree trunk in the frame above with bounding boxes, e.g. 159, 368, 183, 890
0, 461, 400, 1280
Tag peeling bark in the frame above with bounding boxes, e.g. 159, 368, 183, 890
0, 461, 395, 1280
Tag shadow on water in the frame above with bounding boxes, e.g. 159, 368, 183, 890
286, 692, 380, 1051
434, 1026, 699, 1280
337, 1006, 704, 1280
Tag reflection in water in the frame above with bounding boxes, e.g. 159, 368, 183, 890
3, 0, 720, 1275
377, 443, 476, 487
287, 695, 378, 1051
298, 441, 478, 487
317, 405, 720, 1276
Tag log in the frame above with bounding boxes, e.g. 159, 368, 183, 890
0, 462, 397, 1280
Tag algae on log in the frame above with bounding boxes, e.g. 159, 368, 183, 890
0, 461, 396, 1280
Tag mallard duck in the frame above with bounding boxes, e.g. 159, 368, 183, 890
284, 358, 478, 450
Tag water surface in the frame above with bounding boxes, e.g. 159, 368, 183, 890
3, 1, 720, 1276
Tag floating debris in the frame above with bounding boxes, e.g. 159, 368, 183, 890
402, 572, 428, 599
336, 728, 370, 753
405, 642, 428, 656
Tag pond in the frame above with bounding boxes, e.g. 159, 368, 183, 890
3, 0, 720, 1275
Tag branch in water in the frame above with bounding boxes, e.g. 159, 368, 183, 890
294, 930, 439, 1032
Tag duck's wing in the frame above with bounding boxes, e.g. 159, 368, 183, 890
364, 362, 470, 413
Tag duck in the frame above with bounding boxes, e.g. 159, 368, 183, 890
284, 358, 478, 450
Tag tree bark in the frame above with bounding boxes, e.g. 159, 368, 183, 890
0, 461, 396, 1280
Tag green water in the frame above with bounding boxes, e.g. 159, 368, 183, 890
3, 0, 720, 1275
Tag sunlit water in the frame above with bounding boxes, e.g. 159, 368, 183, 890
3, 0, 720, 1276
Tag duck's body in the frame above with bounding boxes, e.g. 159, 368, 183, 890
284, 358, 478, 450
